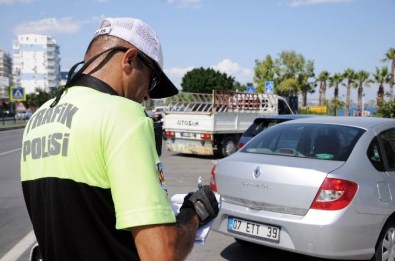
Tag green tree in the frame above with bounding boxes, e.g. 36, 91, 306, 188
327, 99, 345, 116
277, 51, 305, 78
382, 48, 395, 100
275, 51, 305, 96
343, 68, 356, 116
329, 73, 344, 116
377, 99, 395, 118
354, 70, 372, 116
253, 55, 276, 93
254, 50, 315, 100
181, 67, 238, 93
373, 66, 390, 106
317, 71, 330, 106
49, 86, 61, 97
26, 87, 54, 109
277, 78, 298, 95
298, 60, 316, 106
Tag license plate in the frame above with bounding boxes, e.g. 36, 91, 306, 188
181, 132, 194, 138
228, 216, 280, 243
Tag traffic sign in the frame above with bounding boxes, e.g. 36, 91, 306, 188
246, 85, 255, 93
10, 86, 26, 102
265, 81, 274, 94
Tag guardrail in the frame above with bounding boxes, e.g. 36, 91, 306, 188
0, 116, 27, 126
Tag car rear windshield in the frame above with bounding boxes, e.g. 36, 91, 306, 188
241, 123, 365, 161
243, 119, 286, 138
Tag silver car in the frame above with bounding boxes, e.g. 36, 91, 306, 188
211, 116, 395, 260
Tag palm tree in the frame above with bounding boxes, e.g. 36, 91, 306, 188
383, 48, 395, 100
298, 60, 316, 107
354, 70, 372, 116
329, 73, 344, 116
343, 68, 356, 116
317, 71, 330, 106
300, 80, 316, 107
373, 66, 390, 106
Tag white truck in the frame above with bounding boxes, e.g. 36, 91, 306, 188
162, 90, 294, 157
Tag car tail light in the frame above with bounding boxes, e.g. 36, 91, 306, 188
237, 142, 244, 149
201, 133, 211, 141
210, 164, 217, 192
310, 178, 358, 210
165, 131, 175, 138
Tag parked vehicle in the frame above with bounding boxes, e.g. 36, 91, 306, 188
211, 116, 395, 260
15, 110, 32, 120
0, 110, 14, 117
152, 106, 166, 118
237, 114, 314, 149
163, 90, 294, 158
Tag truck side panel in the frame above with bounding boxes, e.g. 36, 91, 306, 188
163, 113, 214, 132
214, 113, 260, 133
164, 112, 261, 156
163, 113, 260, 133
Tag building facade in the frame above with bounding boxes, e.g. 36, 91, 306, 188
0, 50, 12, 99
12, 34, 61, 94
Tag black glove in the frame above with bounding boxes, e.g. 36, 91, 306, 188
180, 185, 219, 227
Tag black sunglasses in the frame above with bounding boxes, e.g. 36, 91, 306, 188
137, 51, 161, 92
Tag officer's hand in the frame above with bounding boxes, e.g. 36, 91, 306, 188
181, 185, 219, 227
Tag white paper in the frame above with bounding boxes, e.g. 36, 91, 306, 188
170, 193, 221, 245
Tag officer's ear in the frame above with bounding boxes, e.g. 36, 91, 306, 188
122, 48, 138, 73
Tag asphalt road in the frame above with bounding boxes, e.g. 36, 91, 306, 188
0, 128, 33, 261
0, 128, 335, 261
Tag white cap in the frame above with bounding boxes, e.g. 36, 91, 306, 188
94, 17, 179, 98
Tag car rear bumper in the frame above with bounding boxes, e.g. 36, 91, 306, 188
212, 200, 381, 260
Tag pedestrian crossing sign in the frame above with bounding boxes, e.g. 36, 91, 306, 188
10, 86, 26, 102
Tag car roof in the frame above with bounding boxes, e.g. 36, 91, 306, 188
253, 114, 317, 121
279, 116, 395, 129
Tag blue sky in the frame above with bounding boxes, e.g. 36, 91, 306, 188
0, 0, 394, 104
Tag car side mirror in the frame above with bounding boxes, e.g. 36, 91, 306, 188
29, 243, 43, 261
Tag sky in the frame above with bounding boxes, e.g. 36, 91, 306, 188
0, 0, 394, 105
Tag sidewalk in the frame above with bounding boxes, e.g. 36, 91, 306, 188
0, 124, 26, 131
0, 116, 27, 131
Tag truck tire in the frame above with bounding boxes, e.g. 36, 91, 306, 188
220, 136, 237, 157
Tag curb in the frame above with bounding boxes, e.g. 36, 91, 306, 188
0, 125, 26, 131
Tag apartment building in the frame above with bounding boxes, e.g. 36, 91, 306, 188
0, 50, 12, 99
12, 34, 61, 94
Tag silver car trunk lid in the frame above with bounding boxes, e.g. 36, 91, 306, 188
216, 152, 345, 216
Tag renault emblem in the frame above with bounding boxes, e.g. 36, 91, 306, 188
253, 166, 262, 179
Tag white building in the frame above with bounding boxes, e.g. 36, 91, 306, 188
12, 34, 61, 94
0, 50, 12, 99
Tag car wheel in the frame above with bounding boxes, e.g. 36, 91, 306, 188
373, 219, 395, 261
220, 136, 237, 157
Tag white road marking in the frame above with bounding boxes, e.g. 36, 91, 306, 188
0, 230, 36, 261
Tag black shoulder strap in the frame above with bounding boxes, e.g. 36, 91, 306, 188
68, 75, 120, 96
50, 46, 128, 107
